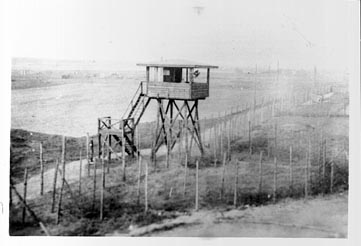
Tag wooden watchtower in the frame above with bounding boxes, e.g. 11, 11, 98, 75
97, 60, 217, 163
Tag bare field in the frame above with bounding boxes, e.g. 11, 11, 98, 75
11, 68, 343, 136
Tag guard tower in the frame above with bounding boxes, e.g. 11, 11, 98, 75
97, 60, 218, 162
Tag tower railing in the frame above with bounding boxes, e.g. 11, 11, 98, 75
98, 117, 134, 132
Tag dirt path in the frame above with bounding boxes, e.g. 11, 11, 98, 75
125, 193, 348, 238
14, 158, 88, 201
13, 146, 164, 202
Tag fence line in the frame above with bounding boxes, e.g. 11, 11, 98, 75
10, 87, 348, 230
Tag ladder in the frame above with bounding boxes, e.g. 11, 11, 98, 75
122, 82, 150, 128
98, 82, 150, 158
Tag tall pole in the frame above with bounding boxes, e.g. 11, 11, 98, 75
166, 101, 171, 168
145, 160, 148, 213
40, 143, 44, 196
277, 60, 280, 86
121, 120, 126, 181
183, 152, 188, 197
253, 64, 257, 124
185, 104, 189, 167
57, 136, 66, 224
22, 168, 28, 224
273, 156, 277, 203
79, 147, 82, 195
137, 155, 142, 204
195, 160, 199, 211
258, 151, 263, 193
248, 120, 252, 155
109, 119, 112, 159
51, 159, 60, 213
98, 119, 102, 159
213, 125, 217, 167
289, 145, 293, 192
86, 133, 89, 165
233, 161, 239, 207
220, 152, 226, 200
314, 66, 318, 93
100, 155, 105, 220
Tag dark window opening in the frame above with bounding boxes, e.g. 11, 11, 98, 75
163, 67, 182, 83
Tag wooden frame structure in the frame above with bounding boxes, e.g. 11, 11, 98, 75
97, 60, 218, 162
152, 98, 203, 157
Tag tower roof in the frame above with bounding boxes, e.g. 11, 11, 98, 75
137, 59, 218, 69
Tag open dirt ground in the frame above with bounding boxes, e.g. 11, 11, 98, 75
126, 192, 347, 237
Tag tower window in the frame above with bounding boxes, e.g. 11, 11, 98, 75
163, 67, 182, 83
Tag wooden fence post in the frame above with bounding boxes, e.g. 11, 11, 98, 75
317, 131, 322, 185
166, 129, 170, 168
87, 137, 91, 177
145, 160, 148, 213
178, 121, 182, 161
267, 135, 271, 158
234, 161, 239, 207
237, 110, 241, 138
274, 122, 278, 158
305, 151, 309, 199
289, 146, 293, 192
220, 126, 224, 158
100, 155, 105, 220
201, 117, 205, 146
229, 114, 232, 142
51, 159, 60, 213
10, 186, 13, 209
195, 160, 199, 211
169, 187, 173, 199
308, 134, 312, 195
330, 152, 334, 193
248, 120, 252, 155
220, 152, 227, 200
79, 147, 82, 196
258, 151, 263, 193
227, 122, 231, 160
214, 126, 217, 167
92, 160, 97, 210
108, 120, 112, 172
106, 139, 110, 174
210, 115, 214, 143
185, 116, 189, 168
273, 157, 277, 203
56, 136, 66, 224
207, 120, 211, 149
40, 143, 44, 196
22, 167, 28, 224
121, 120, 126, 181
86, 133, 89, 165
137, 155, 142, 205
183, 153, 188, 197
217, 118, 221, 155
151, 125, 157, 170
322, 139, 326, 194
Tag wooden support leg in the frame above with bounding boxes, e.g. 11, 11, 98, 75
107, 136, 110, 173
98, 133, 102, 159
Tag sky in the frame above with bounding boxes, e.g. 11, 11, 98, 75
9, 0, 352, 70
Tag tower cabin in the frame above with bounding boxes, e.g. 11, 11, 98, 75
137, 60, 218, 100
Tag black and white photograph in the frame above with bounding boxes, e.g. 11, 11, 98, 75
0, 0, 360, 242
